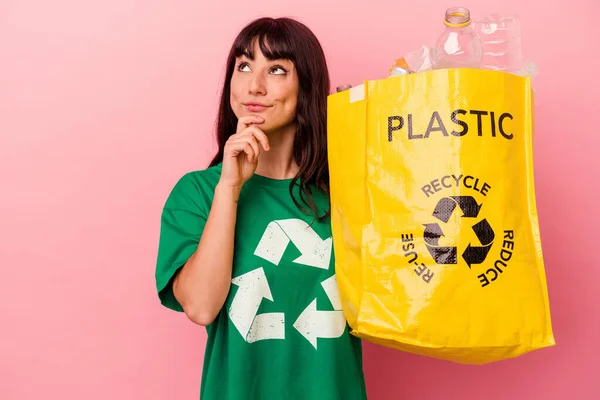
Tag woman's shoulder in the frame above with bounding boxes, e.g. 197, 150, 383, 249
163, 164, 222, 211
178, 163, 222, 188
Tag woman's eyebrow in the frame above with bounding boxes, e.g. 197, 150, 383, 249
240, 50, 253, 60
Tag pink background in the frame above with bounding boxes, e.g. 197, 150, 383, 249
1, 0, 598, 399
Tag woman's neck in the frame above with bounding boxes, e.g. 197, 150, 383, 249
255, 122, 299, 179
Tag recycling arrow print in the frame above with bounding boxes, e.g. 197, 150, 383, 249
423, 223, 457, 264
433, 196, 482, 223
424, 223, 444, 246
253, 219, 332, 269
293, 300, 346, 349
293, 275, 346, 349
462, 218, 495, 268
228, 268, 285, 343
472, 218, 495, 244
452, 196, 482, 218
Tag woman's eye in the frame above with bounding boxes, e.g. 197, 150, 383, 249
270, 66, 287, 75
238, 63, 251, 72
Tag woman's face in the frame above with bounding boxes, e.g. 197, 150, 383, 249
230, 40, 299, 134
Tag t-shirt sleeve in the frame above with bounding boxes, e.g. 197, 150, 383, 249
155, 173, 210, 312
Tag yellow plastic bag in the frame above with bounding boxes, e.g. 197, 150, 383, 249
327, 68, 555, 364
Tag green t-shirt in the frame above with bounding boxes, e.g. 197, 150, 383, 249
155, 164, 367, 400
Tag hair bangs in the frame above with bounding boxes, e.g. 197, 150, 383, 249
233, 20, 295, 62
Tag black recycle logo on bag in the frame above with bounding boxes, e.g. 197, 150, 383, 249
423, 196, 495, 268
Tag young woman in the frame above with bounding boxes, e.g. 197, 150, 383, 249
155, 17, 367, 400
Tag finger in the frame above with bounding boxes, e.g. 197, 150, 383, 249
237, 126, 269, 152
242, 142, 257, 162
246, 126, 270, 151
226, 137, 252, 157
236, 115, 265, 133
239, 136, 261, 162
230, 137, 259, 162
236, 133, 260, 155
245, 137, 260, 162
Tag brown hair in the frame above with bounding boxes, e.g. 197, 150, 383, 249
209, 17, 331, 221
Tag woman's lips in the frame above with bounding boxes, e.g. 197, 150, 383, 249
244, 103, 270, 112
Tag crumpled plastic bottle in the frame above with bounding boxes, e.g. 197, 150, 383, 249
472, 13, 523, 73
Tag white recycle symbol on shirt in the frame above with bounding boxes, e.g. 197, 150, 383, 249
227, 218, 346, 349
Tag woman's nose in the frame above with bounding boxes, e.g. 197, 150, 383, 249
249, 73, 266, 95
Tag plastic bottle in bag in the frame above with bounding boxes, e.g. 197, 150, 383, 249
473, 13, 523, 73
431, 7, 483, 70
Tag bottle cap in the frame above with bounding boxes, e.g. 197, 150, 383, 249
444, 7, 471, 28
